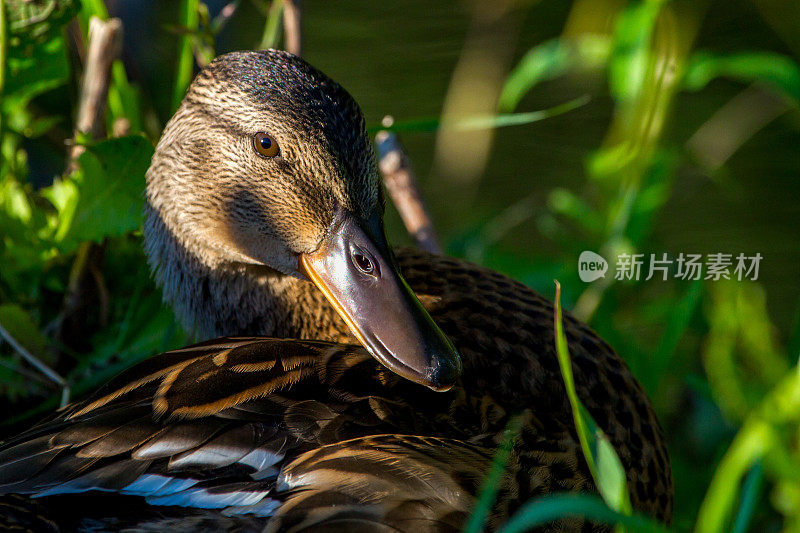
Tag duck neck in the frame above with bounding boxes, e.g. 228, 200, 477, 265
144, 204, 349, 342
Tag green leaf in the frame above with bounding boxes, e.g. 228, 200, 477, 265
259, 0, 285, 50
697, 369, 800, 533
4, 34, 69, 103
497, 493, 671, 533
643, 277, 702, 394
684, 51, 800, 104
40, 174, 79, 238
554, 281, 596, 471
79, 0, 110, 20
367, 96, 589, 134
731, 461, 763, 533
173, 0, 200, 112
6, 0, 80, 45
703, 282, 790, 422
108, 61, 144, 133
50, 135, 154, 253
0, 304, 50, 363
547, 187, 603, 236
464, 415, 524, 533
594, 430, 632, 514
607, 0, 665, 103
554, 281, 633, 516
0, 176, 32, 224
499, 36, 610, 112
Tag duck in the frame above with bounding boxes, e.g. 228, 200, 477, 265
0, 49, 672, 532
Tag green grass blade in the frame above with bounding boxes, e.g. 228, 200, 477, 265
367, 96, 589, 135
463, 415, 523, 533
695, 365, 800, 533
554, 281, 597, 478
0, 0, 6, 136
684, 51, 800, 104
644, 279, 702, 395
259, 0, 284, 50
607, 0, 665, 103
80, 0, 109, 20
554, 281, 633, 516
497, 493, 671, 533
172, 0, 199, 112
695, 420, 773, 533
789, 297, 800, 361
731, 461, 763, 533
499, 36, 609, 112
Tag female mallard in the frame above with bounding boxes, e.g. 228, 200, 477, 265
0, 50, 672, 531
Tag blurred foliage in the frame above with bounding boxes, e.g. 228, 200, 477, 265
6, 0, 80, 44
0, 0, 799, 531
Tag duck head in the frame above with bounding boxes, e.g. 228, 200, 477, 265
144, 49, 461, 391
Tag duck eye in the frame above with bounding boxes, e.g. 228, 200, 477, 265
253, 132, 279, 157
353, 251, 376, 276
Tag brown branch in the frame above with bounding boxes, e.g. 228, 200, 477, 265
54, 18, 124, 401
282, 0, 302, 57
375, 129, 442, 255
69, 17, 123, 163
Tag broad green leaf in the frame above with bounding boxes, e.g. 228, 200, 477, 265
1, 177, 32, 224
684, 51, 800, 104
4, 35, 69, 103
52, 135, 154, 253
40, 175, 79, 239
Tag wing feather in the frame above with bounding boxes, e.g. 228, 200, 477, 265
0, 337, 504, 530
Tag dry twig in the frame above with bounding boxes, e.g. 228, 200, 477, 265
282, 0, 302, 56
69, 17, 123, 162
376, 128, 442, 255
52, 17, 124, 404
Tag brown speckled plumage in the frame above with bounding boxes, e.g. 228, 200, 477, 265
273, 247, 674, 522
0, 50, 672, 531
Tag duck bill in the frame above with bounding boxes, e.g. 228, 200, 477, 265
299, 209, 461, 391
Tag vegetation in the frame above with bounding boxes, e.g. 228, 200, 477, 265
1, 0, 799, 531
